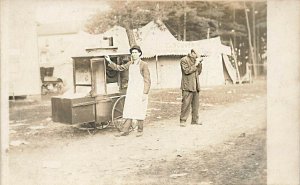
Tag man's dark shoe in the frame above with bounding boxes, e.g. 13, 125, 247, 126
114, 131, 129, 137
191, 121, 203, 125
136, 131, 143, 137
180, 121, 186, 127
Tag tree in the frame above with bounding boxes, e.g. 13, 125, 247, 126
85, 1, 160, 46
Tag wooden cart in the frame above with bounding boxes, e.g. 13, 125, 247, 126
51, 53, 133, 133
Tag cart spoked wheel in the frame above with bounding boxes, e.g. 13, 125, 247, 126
112, 95, 127, 131
75, 122, 99, 135
75, 121, 110, 135
94, 121, 111, 130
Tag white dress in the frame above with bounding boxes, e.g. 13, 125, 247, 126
122, 62, 148, 120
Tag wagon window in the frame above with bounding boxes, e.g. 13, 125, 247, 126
73, 58, 92, 95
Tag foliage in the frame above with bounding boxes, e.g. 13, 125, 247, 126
86, 1, 265, 39
85, 1, 267, 67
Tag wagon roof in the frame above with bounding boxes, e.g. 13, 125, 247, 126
71, 51, 130, 59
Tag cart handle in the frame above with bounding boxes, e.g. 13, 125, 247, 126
110, 95, 126, 99
72, 101, 97, 108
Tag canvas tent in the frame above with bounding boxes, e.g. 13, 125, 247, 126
134, 20, 178, 58
164, 37, 238, 86
132, 21, 238, 88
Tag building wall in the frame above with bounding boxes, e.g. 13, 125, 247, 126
37, 32, 104, 91
38, 34, 78, 91
39, 34, 75, 65
8, 0, 41, 96
37, 26, 128, 92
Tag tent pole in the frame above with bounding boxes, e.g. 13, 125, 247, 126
230, 39, 241, 84
155, 55, 159, 86
183, 0, 187, 41
207, 28, 210, 39
252, 2, 258, 76
244, 2, 256, 78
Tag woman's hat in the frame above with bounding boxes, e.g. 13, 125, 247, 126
130, 45, 142, 56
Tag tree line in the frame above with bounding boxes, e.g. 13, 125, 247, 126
85, 1, 267, 76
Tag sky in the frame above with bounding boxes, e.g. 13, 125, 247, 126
35, 0, 110, 23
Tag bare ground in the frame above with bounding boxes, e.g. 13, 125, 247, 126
9, 80, 266, 185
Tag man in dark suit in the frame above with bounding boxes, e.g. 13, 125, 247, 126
180, 49, 203, 127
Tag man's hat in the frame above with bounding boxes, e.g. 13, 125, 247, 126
130, 45, 142, 56
191, 49, 200, 58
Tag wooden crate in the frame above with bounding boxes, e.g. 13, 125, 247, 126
51, 96, 96, 124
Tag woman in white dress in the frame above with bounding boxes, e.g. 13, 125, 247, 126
105, 45, 151, 137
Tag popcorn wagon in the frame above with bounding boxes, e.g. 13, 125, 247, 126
51, 52, 132, 134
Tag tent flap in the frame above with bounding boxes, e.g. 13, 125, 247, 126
222, 54, 238, 84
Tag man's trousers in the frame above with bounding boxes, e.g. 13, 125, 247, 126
180, 90, 199, 123
122, 119, 143, 133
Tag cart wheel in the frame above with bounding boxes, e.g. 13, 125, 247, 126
112, 95, 127, 131
75, 122, 98, 135
95, 121, 110, 130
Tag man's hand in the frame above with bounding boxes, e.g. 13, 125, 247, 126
104, 55, 112, 63
195, 58, 202, 66
142, 94, 148, 102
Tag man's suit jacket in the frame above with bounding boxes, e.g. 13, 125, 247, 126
180, 54, 202, 92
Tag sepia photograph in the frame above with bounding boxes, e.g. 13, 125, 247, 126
0, 0, 299, 185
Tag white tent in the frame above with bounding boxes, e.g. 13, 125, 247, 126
132, 21, 238, 87
134, 20, 177, 58
166, 37, 237, 86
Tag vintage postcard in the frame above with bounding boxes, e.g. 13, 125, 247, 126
1, 0, 299, 185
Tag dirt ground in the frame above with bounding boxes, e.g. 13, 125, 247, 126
9, 80, 266, 185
